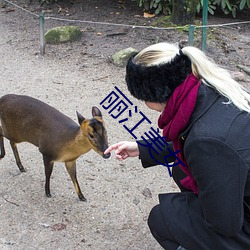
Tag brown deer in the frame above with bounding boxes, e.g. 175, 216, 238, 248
0, 94, 110, 201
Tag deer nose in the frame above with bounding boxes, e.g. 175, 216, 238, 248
103, 152, 111, 159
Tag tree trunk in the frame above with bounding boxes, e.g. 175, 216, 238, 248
171, 0, 198, 25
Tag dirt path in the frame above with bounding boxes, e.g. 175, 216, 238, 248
0, 3, 179, 250
0, 1, 249, 249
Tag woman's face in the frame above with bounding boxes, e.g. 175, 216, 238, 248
145, 102, 166, 112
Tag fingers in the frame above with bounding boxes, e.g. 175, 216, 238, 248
104, 141, 130, 160
115, 154, 127, 160
115, 143, 128, 155
104, 141, 126, 155
104, 141, 138, 160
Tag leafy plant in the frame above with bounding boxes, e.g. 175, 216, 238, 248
135, 0, 172, 15
197, 0, 217, 15
134, 0, 250, 18
213, 0, 237, 17
239, 0, 250, 9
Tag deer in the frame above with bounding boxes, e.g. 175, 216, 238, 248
0, 94, 110, 202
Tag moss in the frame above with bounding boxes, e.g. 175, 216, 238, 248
45, 26, 82, 44
152, 15, 197, 32
152, 16, 172, 27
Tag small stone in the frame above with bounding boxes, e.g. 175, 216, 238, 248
45, 26, 82, 44
142, 188, 152, 198
39, 223, 50, 228
231, 71, 247, 82
112, 47, 138, 67
133, 197, 140, 205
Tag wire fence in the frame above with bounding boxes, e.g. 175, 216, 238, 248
3, 0, 250, 55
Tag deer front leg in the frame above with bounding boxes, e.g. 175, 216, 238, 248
65, 160, 86, 202
10, 141, 26, 172
0, 137, 5, 159
43, 155, 54, 198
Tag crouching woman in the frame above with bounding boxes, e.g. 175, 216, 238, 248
105, 42, 250, 249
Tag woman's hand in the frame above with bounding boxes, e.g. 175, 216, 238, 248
104, 141, 139, 160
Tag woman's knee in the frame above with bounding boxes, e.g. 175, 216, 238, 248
148, 205, 179, 249
148, 204, 171, 239
148, 204, 161, 233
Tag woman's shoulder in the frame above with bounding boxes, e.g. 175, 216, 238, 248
183, 84, 250, 157
186, 84, 250, 140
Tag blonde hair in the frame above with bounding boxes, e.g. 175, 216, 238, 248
134, 42, 250, 113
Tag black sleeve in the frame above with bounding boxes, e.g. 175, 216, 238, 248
137, 139, 176, 168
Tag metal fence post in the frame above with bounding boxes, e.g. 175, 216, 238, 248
0, 0, 5, 8
202, 0, 208, 51
188, 25, 195, 46
39, 11, 45, 55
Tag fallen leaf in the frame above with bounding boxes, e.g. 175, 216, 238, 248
51, 223, 67, 231
143, 12, 155, 18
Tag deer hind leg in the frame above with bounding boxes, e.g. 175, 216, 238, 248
65, 161, 86, 202
43, 155, 54, 198
10, 141, 26, 172
0, 126, 5, 159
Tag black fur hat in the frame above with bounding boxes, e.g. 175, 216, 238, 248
125, 52, 192, 103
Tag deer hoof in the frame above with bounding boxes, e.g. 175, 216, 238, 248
46, 193, 52, 198
79, 196, 87, 202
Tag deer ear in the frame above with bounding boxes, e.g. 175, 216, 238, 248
76, 111, 85, 125
92, 106, 102, 118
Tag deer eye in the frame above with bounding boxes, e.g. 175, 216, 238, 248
89, 133, 94, 139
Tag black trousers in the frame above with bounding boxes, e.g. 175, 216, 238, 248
148, 165, 188, 250
148, 166, 250, 250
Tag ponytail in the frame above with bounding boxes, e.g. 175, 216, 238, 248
182, 46, 250, 112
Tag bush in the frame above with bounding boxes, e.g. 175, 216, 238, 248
135, 0, 250, 18
212, 0, 250, 17
136, 0, 172, 15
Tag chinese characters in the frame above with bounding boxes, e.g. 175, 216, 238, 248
100, 86, 185, 176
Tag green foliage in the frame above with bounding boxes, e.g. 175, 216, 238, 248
239, 0, 250, 9
213, 0, 238, 17
135, 0, 250, 18
197, 0, 216, 15
135, 0, 172, 15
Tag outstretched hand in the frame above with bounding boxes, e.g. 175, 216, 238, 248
104, 141, 139, 160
